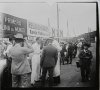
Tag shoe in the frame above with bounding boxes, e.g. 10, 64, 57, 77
88, 77, 91, 81
86, 77, 91, 81
81, 78, 86, 82
31, 84, 35, 87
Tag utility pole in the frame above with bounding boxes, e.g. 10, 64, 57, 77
88, 27, 91, 43
89, 28, 91, 43
48, 18, 50, 27
73, 27, 76, 37
48, 18, 51, 37
67, 20, 69, 37
57, 2, 59, 42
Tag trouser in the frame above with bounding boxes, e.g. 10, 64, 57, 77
67, 54, 72, 64
60, 57, 62, 65
1, 66, 12, 88
41, 67, 54, 86
53, 76, 60, 84
5, 66, 12, 88
80, 65, 91, 80
61, 56, 65, 65
73, 50, 77, 58
74, 50, 77, 57
2, 58, 12, 88
12, 73, 31, 88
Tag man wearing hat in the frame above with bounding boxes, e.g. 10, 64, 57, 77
40, 38, 58, 87
78, 42, 93, 82
2, 37, 15, 88
8, 33, 34, 87
67, 42, 74, 64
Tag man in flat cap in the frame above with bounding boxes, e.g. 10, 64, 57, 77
78, 42, 93, 82
8, 33, 34, 88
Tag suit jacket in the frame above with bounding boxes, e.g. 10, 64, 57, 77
78, 49, 93, 67
68, 44, 74, 54
40, 44, 58, 68
60, 45, 67, 57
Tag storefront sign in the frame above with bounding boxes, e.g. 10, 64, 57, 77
0, 13, 27, 38
27, 21, 50, 38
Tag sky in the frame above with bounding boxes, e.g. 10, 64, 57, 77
0, 0, 98, 38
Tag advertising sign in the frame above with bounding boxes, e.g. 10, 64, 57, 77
27, 21, 50, 38
0, 13, 27, 38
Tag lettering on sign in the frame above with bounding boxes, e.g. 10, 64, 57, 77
28, 22, 48, 32
27, 21, 50, 37
4, 16, 21, 26
30, 30, 37, 35
0, 13, 27, 37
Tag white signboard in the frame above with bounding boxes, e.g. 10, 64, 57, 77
28, 36, 36, 41
27, 21, 50, 38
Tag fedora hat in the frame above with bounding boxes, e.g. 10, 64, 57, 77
83, 42, 91, 47
14, 33, 25, 42
14, 33, 24, 39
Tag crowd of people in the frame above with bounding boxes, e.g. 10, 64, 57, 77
0, 33, 93, 88
60, 42, 78, 65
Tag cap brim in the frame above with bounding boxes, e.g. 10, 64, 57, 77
15, 38, 25, 41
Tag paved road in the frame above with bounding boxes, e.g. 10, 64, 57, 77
33, 43, 96, 87
0, 43, 96, 88
55, 58, 95, 87
55, 43, 96, 87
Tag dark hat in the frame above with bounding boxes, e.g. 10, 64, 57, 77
14, 33, 25, 42
83, 43, 91, 47
9, 36, 15, 41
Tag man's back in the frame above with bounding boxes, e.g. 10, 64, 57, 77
9, 44, 32, 75
41, 45, 58, 68
68, 44, 74, 53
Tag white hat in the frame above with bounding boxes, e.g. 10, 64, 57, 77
14, 33, 24, 39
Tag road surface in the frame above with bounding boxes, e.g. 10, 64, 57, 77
54, 43, 96, 87
0, 43, 96, 88
33, 43, 96, 87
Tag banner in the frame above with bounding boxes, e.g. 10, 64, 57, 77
27, 21, 50, 38
0, 13, 27, 38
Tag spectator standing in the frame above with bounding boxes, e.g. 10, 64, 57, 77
78, 43, 93, 82
52, 39, 62, 85
73, 43, 77, 58
8, 33, 34, 87
67, 42, 74, 64
40, 38, 58, 87
31, 37, 42, 85
2, 37, 15, 88
60, 44, 67, 65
